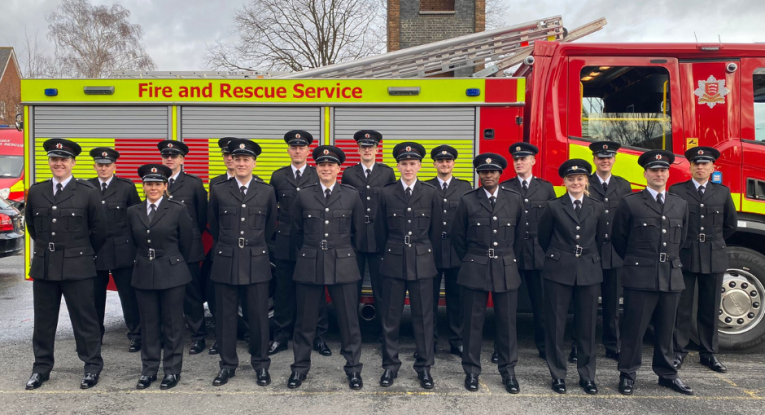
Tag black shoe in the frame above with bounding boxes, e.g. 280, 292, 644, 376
129, 339, 142, 353
189, 340, 206, 355
288, 372, 306, 389
464, 374, 479, 392
213, 368, 236, 386
618, 377, 634, 395
503, 375, 520, 394
208, 342, 219, 355
491, 350, 499, 364
268, 341, 288, 356
313, 341, 332, 356
568, 347, 578, 363
160, 374, 180, 390
256, 368, 271, 386
450, 345, 463, 357
80, 373, 99, 389
538, 350, 547, 360
700, 355, 727, 373
673, 353, 684, 370
579, 379, 598, 395
658, 377, 694, 395
25, 373, 49, 390
418, 370, 434, 390
380, 370, 397, 387
551, 379, 566, 394
605, 350, 620, 360
136, 375, 156, 390
348, 372, 363, 390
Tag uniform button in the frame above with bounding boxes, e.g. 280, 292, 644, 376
444, 199, 448, 202
296, 187, 300, 191
477, 223, 481, 226
605, 198, 609, 202
605, 210, 609, 214
325, 208, 330, 212
662, 216, 666, 220
71, 213, 75, 216
101, 200, 105, 204
635, 262, 639, 265
51, 232, 56, 236
663, 242, 667, 246
443, 222, 447, 225
147, 239, 151, 243
525, 222, 529, 226
367, 197, 371, 200
147, 230, 150, 234
575, 235, 580, 239
551, 254, 555, 258
643, 223, 647, 226
219, 251, 222, 254
493, 230, 497, 233
367, 208, 371, 212
324, 233, 329, 237
308, 214, 312, 217
407, 208, 412, 211
428, 249, 431, 252
408, 220, 411, 223
169, 195, 173, 199
700, 203, 705, 207
52, 206, 57, 210
325, 220, 329, 224
240, 231, 244, 235
242, 204, 246, 208
606, 222, 609, 226
524, 199, 529, 202
493, 216, 497, 220
443, 210, 447, 213
700, 227, 705, 231
662, 229, 667, 234
525, 210, 528, 214
367, 185, 371, 189
52, 219, 57, 223
576, 226, 580, 230
493, 242, 498, 246
408, 231, 413, 235
701, 215, 705, 219
241, 218, 245, 221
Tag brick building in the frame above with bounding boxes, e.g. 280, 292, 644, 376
0, 47, 21, 126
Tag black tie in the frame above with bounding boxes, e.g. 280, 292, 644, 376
574, 199, 582, 217
602, 181, 608, 193
148, 203, 156, 223
657, 193, 664, 205
169, 178, 175, 188
55, 183, 63, 196
101, 182, 107, 194
443, 182, 448, 193
240, 185, 247, 198
522, 180, 528, 194
698, 185, 705, 199
405, 187, 412, 200
325, 188, 331, 199
490, 196, 496, 208
295, 170, 302, 182
365, 168, 371, 180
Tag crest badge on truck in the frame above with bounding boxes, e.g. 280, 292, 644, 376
694, 75, 730, 108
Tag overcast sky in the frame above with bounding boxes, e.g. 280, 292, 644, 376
1, 0, 763, 74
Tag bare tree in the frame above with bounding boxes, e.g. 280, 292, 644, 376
486, 0, 511, 31
18, 28, 59, 78
47, 0, 155, 78
205, 0, 385, 72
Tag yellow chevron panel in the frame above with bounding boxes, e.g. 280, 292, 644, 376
381, 139, 475, 185
568, 143, 646, 187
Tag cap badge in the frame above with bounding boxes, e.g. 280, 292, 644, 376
656, 154, 663, 160
516, 146, 521, 151
406, 146, 412, 152
323, 149, 329, 155
698, 149, 704, 155
572, 165, 579, 170
56, 143, 63, 149
603, 144, 608, 149
237, 143, 245, 149
150, 167, 157, 173
295, 133, 301, 139
102, 151, 108, 157
167, 143, 173, 148
442, 150, 448, 155
485, 158, 492, 164
364, 133, 370, 139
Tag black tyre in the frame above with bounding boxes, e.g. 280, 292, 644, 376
716, 246, 765, 351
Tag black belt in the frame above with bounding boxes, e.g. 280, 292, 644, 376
440, 232, 451, 240
364, 215, 373, 224
693, 233, 715, 242
137, 248, 179, 260
229, 238, 265, 248
626, 250, 677, 263
40, 239, 91, 253
388, 235, 419, 245
524, 231, 538, 240
467, 247, 512, 258
305, 241, 353, 251
549, 241, 595, 257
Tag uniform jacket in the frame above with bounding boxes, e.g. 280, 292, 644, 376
500, 176, 556, 270
612, 189, 689, 292
127, 199, 193, 290
209, 173, 263, 187
375, 180, 440, 280
87, 176, 141, 271
167, 171, 206, 262
26, 178, 107, 281
669, 180, 737, 274
424, 176, 473, 269
270, 165, 319, 261
538, 195, 607, 286
451, 187, 523, 292
290, 183, 365, 285
340, 162, 396, 253
588, 174, 633, 269
208, 177, 277, 285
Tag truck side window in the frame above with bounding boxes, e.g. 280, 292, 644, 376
580, 66, 671, 150
754, 68, 765, 141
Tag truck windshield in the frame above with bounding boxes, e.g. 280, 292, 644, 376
0, 156, 23, 178
754, 68, 765, 142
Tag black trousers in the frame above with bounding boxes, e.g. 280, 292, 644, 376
543, 279, 598, 381
433, 267, 463, 348
135, 285, 186, 376
215, 282, 270, 371
183, 262, 208, 341
94, 268, 141, 340
600, 268, 621, 353
380, 278, 434, 374
356, 252, 383, 327
32, 278, 104, 375
520, 270, 546, 354
291, 283, 362, 376
618, 289, 680, 381
674, 271, 724, 359
272, 259, 328, 344
202, 251, 217, 319
462, 287, 518, 377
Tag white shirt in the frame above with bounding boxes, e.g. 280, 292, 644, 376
401, 180, 417, 193
361, 162, 375, 175
98, 176, 114, 189
437, 176, 453, 189
517, 175, 533, 186
569, 193, 584, 205
52, 175, 73, 194
226, 172, 233, 180
169, 170, 181, 183
596, 173, 611, 186
236, 177, 252, 194
646, 187, 667, 202
291, 164, 307, 178
483, 187, 499, 199
320, 182, 336, 194
692, 178, 709, 190
147, 197, 163, 215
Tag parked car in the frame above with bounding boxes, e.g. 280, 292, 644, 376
0, 196, 23, 258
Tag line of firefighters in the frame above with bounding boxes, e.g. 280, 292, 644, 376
23, 130, 736, 397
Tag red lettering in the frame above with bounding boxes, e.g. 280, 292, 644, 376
341, 87, 352, 98
265, 86, 276, 98
162, 86, 172, 98
352, 87, 362, 99
233, 86, 244, 98
139, 83, 150, 97
220, 83, 232, 98
244, 87, 253, 99
305, 86, 316, 99
293, 84, 304, 98
277, 87, 287, 98
202, 83, 213, 98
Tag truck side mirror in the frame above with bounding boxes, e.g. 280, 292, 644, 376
15, 113, 23, 131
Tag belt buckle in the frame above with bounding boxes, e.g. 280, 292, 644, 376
148, 248, 156, 261
404, 235, 411, 245
698, 233, 706, 242
575, 245, 583, 257
48, 242, 55, 252
239, 237, 245, 248
659, 253, 667, 263
364, 215, 371, 224
320, 240, 328, 250
488, 248, 495, 258
441, 232, 447, 240
524, 231, 530, 240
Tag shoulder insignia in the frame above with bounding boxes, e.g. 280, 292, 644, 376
339, 183, 358, 191
77, 179, 96, 189
301, 183, 318, 189
167, 199, 185, 206
501, 187, 522, 197
274, 165, 290, 172
116, 176, 135, 184
254, 180, 272, 188
378, 163, 394, 169
31, 179, 51, 187
383, 181, 399, 187
587, 196, 603, 205
420, 181, 436, 189
183, 172, 202, 181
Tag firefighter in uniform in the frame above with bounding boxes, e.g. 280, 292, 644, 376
157, 140, 210, 355
375, 142, 440, 390
269, 130, 331, 357
452, 153, 523, 394
25, 138, 107, 390
425, 145, 472, 357
209, 139, 277, 387
128, 164, 194, 390
210, 137, 263, 187
338, 130, 396, 330
612, 150, 693, 396
499, 142, 556, 361
287, 145, 365, 390
538, 160, 607, 395
672, 147, 737, 373
88, 147, 142, 352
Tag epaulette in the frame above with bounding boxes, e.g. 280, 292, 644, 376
612, 175, 631, 185
377, 163, 394, 169
167, 199, 185, 206
182, 172, 203, 181
211, 179, 229, 187
466, 187, 484, 195
30, 179, 51, 187
274, 165, 291, 172
500, 187, 521, 196
420, 181, 436, 189
535, 177, 551, 183
339, 183, 358, 192
586, 196, 604, 205
383, 181, 399, 187
253, 179, 272, 188
623, 191, 641, 198
301, 183, 318, 189
77, 179, 96, 189
116, 176, 135, 184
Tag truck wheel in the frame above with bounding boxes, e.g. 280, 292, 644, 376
718, 246, 765, 351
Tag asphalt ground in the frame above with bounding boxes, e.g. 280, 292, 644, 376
1, 252, 764, 414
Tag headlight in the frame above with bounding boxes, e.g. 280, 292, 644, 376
0, 188, 10, 199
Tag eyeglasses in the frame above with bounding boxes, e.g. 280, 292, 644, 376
161, 154, 181, 159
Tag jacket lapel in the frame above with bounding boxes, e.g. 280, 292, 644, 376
589, 175, 605, 199
700, 181, 715, 202
54, 178, 76, 204
686, 180, 701, 202
642, 189, 664, 215
578, 197, 592, 222
102, 179, 118, 200
243, 177, 259, 203
150, 201, 170, 227
394, 181, 409, 205
313, 185, 328, 207
138, 201, 150, 228
169, 172, 186, 196
366, 164, 381, 184
560, 195, 580, 224
325, 184, 343, 207
525, 177, 540, 199
408, 180, 424, 206
478, 189, 494, 213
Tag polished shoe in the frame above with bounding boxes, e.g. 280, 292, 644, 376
213, 368, 236, 386
618, 377, 634, 395
25, 373, 49, 390
464, 374, 479, 392
450, 345, 463, 357
313, 341, 332, 356
568, 347, 578, 363
80, 373, 99, 389
189, 340, 206, 355
579, 379, 598, 395
268, 341, 288, 356
700, 355, 727, 373
348, 372, 363, 390
136, 375, 157, 390
491, 350, 499, 364
658, 377, 694, 395
288, 372, 306, 389
128, 339, 142, 353
256, 369, 271, 387
503, 375, 520, 394
208, 342, 219, 355
605, 350, 620, 361
380, 370, 397, 387
673, 353, 684, 370
551, 379, 566, 394
160, 374, 180, 390
418, 370, 435, 390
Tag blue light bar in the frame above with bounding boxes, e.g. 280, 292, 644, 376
466, 88, 481, 97
44, 88, 59, 97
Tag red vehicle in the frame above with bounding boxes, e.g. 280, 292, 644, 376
0, 127, 24, 209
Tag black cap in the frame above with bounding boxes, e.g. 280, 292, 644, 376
89, 147, 119, 164
157, 140, 189, 156
685, 146, 719, 163
138, 164, 173, 182
392, 142, 426, 161
473, 153, 507, 172
638, 150, 675, 169
509, 142, 539, 158
284, 130, 313, 146
228, 138, 262, 158
558, 159, 593, 177
44, 138, 82, 158
589, 141, 621, 158
312, 145, 346, 165
431, 145, 458, 161
353, 130, 382, 146
218, 137, 237, 154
